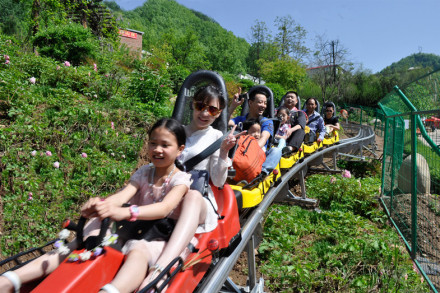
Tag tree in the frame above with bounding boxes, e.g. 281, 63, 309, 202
258, 57, 306, 90
247, 20, 270, 79
0, 0, 28, 36
33, 23, 98, 65
25, 0, 117, 40
309, 35, 352, 103
274, 15, 308, 61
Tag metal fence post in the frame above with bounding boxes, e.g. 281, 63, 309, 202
390, 117, 397, 206
411, 112, 418, 259
381, 118, 389, 197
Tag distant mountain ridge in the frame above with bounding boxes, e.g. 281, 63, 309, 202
380, 53, 440, 75
106, 0, 249, 74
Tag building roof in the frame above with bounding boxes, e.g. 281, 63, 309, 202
120, 28, 144, 35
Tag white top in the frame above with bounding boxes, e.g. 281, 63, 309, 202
179, 125, 231, 233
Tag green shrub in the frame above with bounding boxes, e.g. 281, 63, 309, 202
258, 175, 429, 292
265, 82, 286, 106
305, 174, 385, 223
0, 37, 156, 255
238, 78, 255, 92
33, 23, 98, 65
125, 63, 173, 117
337, 159, 381, 178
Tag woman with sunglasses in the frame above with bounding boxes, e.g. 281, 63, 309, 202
139, 85, 242, 288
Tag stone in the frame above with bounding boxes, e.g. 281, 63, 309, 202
398, 153, 430, 194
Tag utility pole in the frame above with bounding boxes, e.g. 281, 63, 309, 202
331, 40, 336, 84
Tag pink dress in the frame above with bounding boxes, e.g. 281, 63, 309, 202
84, 164, 191, 266
122, 164, 191, 265
276, 123, 291, 137
128, 164, 191, 219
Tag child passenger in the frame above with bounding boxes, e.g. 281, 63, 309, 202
274, 106, 291, 149
0, 118, 192, 293
242, 118, 280, 177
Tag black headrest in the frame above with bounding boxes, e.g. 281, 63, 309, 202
321, 101, 336, 117
302, 98, 320, 113
278, 94, 301, 112
240, 85, 275, 118
172, 70, 228, 134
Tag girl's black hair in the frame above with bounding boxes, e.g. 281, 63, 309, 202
148, 118, 186, 170
277, 106, 290, 116
193, 85, 226, 110
242, 118, 260, 131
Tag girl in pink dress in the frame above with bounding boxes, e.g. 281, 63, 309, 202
274, 106, 291, 149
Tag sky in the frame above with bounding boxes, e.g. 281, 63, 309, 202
114, 0, 440, 73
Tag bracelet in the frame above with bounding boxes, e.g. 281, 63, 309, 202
128, 205, 139, 222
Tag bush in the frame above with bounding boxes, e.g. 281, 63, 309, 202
306, 173, 385, 223
258, 174, 429, 292
337, 159, 381, 178
33, 23, 98, 65
238, 78, 255, 92
259, 203, 429, 292
125, 63, 173, 117
265, 82, 286, 107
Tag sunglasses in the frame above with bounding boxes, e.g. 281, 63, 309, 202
193, 101, 221, 116
325, 110, 333, 112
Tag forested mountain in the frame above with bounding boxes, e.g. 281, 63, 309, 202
380, 53, 440, 76
108, 0, 250, 74
1, 0, 438, 106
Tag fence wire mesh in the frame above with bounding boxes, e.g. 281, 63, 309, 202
379, 68, 440, 292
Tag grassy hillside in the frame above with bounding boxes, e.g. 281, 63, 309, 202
0, 34, 174, 256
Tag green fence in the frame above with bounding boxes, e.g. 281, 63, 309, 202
339, 103, 386, 137
379, 68, 440, 292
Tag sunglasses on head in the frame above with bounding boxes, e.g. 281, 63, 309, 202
193, 101, 221, 116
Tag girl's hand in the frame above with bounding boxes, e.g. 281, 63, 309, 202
93, 200, 129, 221
80, 197, 102, 218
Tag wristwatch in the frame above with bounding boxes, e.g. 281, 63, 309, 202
128, 205, 139, 222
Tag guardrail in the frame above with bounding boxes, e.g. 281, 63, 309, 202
198, 123, 376, 292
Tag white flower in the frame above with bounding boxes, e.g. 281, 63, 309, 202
102, 234, 118, 246
58, 245, 70, 255
31, 150, 37, 156
79, 250, 92, 261
29, 77, 36, 84
58, 229, 70, 240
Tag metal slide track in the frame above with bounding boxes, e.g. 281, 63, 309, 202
197, 123, 377, 293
